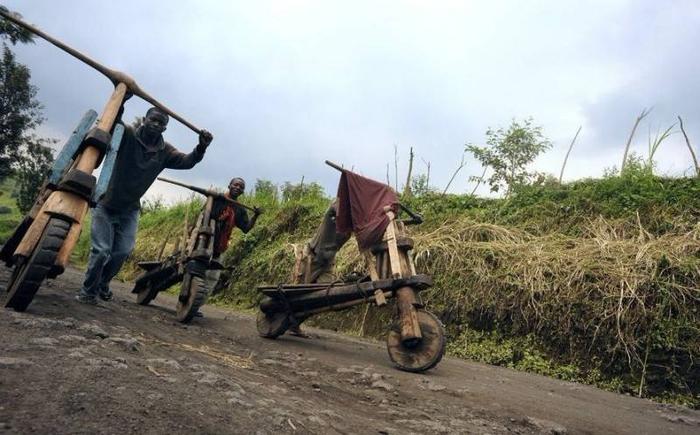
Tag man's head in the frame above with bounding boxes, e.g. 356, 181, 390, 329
228, 177, 245, 199
142, 107, 169, 137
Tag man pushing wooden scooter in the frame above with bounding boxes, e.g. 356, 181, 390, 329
131, 177, 260, 323
256, 161, 446, 372
0, 8, 212, 311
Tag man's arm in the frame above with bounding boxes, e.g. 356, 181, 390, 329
164, 130, 213, 170
236, 206, 262, 234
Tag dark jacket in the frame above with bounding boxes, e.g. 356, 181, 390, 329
99, 125, 205, 210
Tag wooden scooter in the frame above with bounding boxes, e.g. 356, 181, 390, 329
256, 161, 446, 372
131, 177, 254, 323
0, 10, 207, 311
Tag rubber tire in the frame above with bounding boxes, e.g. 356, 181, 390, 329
175, 272, 208, 323
135, 282, 159, 306
386, 309, 447, 373
4, 218, 71, 312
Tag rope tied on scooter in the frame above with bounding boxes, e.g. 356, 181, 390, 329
275, 283, 294, 315
275, 283, 303, 329
326, 276, 370, 312
354, 275, 370, 302
324, 280, 344, 311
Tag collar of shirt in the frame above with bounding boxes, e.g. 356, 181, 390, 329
135, 126, 165, 153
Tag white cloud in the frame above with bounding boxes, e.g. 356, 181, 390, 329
3, 0, 699, 202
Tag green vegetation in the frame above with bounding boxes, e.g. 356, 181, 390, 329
1, 0, 695, 409
3, 152, 697, 409
76, 166, 695, 408
0, 177, 22, 242
1, 9, 55, 214
467, 117, 552, 195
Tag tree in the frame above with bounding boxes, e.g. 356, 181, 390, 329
281, 181, 324, 202
1, 7, 55, 209
253, 179, 278, 201
14, 136, 54, 214
466, 118, 551, 195
0, 6, 34, 45
410, 174, 434, 196
0, 44, 44, 179
1, 8, 43, 181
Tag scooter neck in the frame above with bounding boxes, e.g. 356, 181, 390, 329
74, 83, 127, 173
156, 177, 255, 212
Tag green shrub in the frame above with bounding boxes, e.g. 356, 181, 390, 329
77, 171, 700, 408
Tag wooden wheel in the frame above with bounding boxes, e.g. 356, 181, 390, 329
135, 281, 159, 306
387, 309, 446, 372
175, 272, 208, 323
256, 310, 290, 339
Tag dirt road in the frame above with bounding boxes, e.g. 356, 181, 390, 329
1, 266, 698, 434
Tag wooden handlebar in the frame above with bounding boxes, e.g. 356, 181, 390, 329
0, 8, 203, 134
325, 160, 345, 172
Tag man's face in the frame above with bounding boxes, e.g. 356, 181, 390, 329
142, 111, 168, 136
229, 179, 245, 198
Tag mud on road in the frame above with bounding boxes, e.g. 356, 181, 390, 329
1, 266, 699, 434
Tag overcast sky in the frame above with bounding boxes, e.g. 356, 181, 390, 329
3, 0, 700, 202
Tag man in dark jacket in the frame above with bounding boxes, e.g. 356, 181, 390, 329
76, 107, 213, 304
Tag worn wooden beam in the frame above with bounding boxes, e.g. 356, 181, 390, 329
75, 84, 127, 172
14, 191, 87, 258
383, 211, 403, 279
363, 249, 387, 306
93, 123, 124, 201
396, 286, 422, 342
48, 110, 98, 185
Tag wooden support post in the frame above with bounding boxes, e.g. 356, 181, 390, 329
407, 254, 417, 276
186, 217, 199, 256
14, 84, 127, 262
15, 191, 87, 258
94, 123, 125, 200
364, 250, 380, 281
75, 83, 127, 173
396, 286, 422, 342
48, 110, 98, 185
395, 221, 418, 276
50, 192, 90, 267
384, 209, 422, 342
377, 251, 389, 279
291, 244, 304, 284
363, 250, 387, 306
383, 210, 403, 279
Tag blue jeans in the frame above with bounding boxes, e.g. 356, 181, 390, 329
79, 204, 139, 298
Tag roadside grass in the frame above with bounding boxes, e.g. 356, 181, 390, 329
6, 168, 698, 408
0, 178, 23, 243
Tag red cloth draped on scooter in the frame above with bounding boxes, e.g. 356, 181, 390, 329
335, 169, 399, 249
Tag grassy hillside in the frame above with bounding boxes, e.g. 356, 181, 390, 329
7, 169, 700, 408
235, 172, 699, 407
